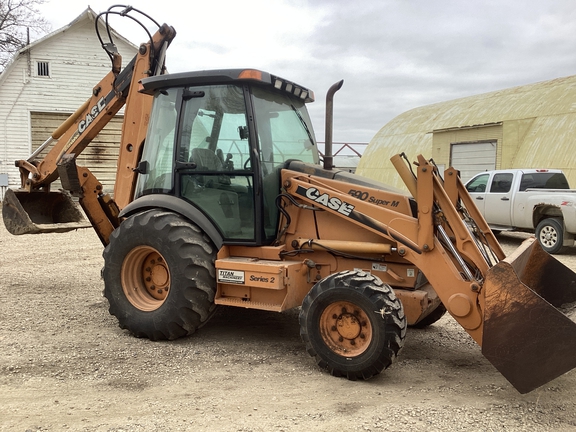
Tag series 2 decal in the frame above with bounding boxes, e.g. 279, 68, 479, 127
250, 275, 276, 283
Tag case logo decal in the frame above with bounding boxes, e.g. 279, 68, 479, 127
297, 186, 355, 216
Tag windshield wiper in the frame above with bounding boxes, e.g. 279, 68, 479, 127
290, 104, 315, 146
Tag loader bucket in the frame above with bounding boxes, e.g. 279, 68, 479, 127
2, 188, 91, 235
482, 237, 576, 393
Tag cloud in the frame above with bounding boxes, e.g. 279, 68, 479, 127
37, 0, 576, 143
293, 0, 576, 142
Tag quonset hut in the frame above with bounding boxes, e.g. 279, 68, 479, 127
357, 75, 576, 190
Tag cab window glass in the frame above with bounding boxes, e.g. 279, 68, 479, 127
135, 88, 178, 195
179, 85, 250, 171
252, 86, 317, 172
179, 85, 255, 240
252, 86, 318, 240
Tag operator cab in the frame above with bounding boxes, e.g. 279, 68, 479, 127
136, 69, 318, 245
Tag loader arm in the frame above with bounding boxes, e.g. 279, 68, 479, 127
282, 154, 576, 393
6, 24, 176, 245
282, 168, 486, 334
422, 159, 576, 392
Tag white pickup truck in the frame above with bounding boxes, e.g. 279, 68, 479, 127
465, 169, 576, 254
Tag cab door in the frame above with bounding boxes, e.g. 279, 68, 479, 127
484, 172, 514, 227
176, 85, 257, 241
465, 173, 490, 215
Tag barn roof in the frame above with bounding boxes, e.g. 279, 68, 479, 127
0, 7, 137, 87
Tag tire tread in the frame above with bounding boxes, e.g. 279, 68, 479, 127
103, 210, 217, 341
299, 270, 406, 380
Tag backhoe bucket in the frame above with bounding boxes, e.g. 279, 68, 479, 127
482, 237, 576, 393
2, 188, 91, 235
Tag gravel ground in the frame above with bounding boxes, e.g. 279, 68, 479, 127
1, 221, 576, 431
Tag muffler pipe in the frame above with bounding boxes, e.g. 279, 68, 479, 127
324, 79, 344, 170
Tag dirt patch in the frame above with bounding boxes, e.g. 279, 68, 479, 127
1, 225, 576, 431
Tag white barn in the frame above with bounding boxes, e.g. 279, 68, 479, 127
0, 7, 138, 199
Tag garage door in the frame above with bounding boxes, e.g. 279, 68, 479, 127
450, 141, 496, 182
31, 112, 123, 193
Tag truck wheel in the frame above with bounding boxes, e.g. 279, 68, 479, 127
102, 209, 217, 340
299, 270, 406, 380
536, 218, 564, 254
410, 303, 447, 329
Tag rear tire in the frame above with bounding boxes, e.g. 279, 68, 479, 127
103, 209, 217, 340
299, 270, 406, 380
536, 218, 564, 254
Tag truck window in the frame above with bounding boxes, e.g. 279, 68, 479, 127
490, 173, 513, 193
520, 172, 570, 191
466, 174, 489, 193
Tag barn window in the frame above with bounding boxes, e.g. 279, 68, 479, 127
36, 61, 50, 77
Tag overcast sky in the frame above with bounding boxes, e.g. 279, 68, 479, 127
37, 0, 576, 144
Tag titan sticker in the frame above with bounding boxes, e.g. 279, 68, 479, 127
218, 269, 245, 284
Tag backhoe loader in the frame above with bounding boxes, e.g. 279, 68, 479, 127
3, 5, 576, 394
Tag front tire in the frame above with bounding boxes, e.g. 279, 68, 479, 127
299, 270, 406, 380
536, 218, 564, 254
102, 209, 217, 340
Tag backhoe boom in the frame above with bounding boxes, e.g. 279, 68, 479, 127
5, 23, 175, 244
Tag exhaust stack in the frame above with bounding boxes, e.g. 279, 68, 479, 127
323, 80, 344, 170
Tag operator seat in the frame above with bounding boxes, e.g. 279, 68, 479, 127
192, 147, 223, 170
192, 148, 223, 187
185, 147, 241, 236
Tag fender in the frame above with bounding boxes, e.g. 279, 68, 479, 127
119, 194, 224, 249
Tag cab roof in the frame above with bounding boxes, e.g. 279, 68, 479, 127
139, 68, 315, 102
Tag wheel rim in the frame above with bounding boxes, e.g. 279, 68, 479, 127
539, 225, 558, 248
121, 246, 170, 311
319, 301, 373, 357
